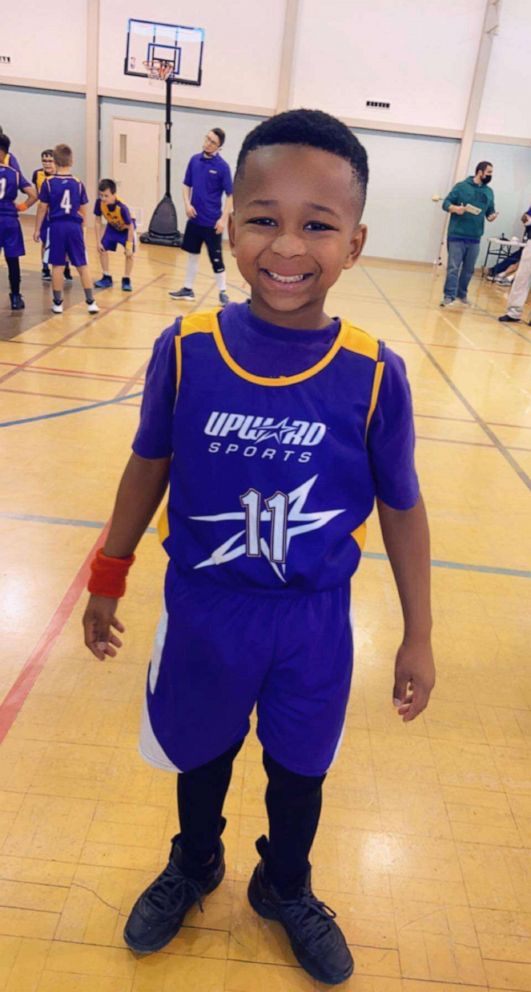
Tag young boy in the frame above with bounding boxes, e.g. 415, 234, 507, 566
34, 144, 98, 315
0, 133, 37, 310
82, 109, 435, 986
169, 127, 233, 307
32, 149, 73, 282
93, 179, 136, 292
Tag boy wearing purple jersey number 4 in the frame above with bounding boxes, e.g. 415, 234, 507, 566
34, 144, 98, 315
82, 109, 435, 986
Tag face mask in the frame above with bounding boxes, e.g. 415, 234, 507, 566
482, 174, 492, 185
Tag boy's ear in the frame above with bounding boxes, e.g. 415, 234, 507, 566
228, 212, 237, 256
343, 224, 367, 270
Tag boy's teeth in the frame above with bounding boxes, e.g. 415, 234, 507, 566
268, 271, 305, 283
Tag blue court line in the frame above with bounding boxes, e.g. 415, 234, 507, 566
0, 511, 529, 578
0, 390, 144, 428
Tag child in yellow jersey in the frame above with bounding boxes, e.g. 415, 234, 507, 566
93, 179, 136, 292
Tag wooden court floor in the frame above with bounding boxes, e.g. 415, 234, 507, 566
0, 221, 530, 991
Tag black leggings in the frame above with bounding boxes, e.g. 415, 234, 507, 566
6, 256, 21, 295
177, 741, 326, 893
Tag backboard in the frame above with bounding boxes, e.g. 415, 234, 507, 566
124, 19, 204, 86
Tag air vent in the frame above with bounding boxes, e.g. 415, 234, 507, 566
0, 56, 11, 63
366, 100, 390, 109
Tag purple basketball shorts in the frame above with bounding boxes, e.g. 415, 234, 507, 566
140, 563, 354, 776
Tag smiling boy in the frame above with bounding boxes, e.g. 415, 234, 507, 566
82, 109, 435, 985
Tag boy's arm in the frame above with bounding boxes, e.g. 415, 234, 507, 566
17, 184, 38, 211
33, 201, 48, 241
78, 203, 87, 225
94, 217, 104, 249
126, 221, 135, 253
377, 493, 435, 722
82, 452, 171, 660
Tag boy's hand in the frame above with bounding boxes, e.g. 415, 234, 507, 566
392, 637, 435, 722
98, 241, 105, 253
215, 217, 226, 234
185, 204, 197, 219
83, 594, 125, 661
33, 231, 41, 243
452, 204, 465, 215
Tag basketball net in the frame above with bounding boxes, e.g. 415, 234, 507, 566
143, 59, 174, 85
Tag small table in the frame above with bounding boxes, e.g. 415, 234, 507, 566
482, 237, 525, 275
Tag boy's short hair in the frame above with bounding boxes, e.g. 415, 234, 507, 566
475, 160, 492, 174
53, 144, 73, 167
0, 133, 11, 154
41, 148, 54, 158
211, 127, 225, 147
98, 178, 117, 194
235, 109, 369, 208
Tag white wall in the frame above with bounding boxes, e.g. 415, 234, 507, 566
1, 0, 86, 86
97, 0, 286, 111
0, 87, 86, 195
477, 0, 531, 140
291, 0, 486, 131
468, 140, 531, 264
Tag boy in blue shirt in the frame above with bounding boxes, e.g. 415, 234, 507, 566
169, 127, 233, 307
34, 144, 98, 315
93, 178, 136, 292
83, 109, 435, 986
0, 133, 37, 310
31, 148, 73, 283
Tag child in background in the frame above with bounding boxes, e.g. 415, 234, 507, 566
0, 132, 37, 310
82, 109, 435, 986
34, 144, 98, 315
32, 148, 72, 282
93, 179, 136, 292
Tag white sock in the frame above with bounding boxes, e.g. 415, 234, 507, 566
184, 254, 199, 289
215, 271, 226, 292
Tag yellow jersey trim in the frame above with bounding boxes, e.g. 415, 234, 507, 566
350, 521, 367, 552
158, 505, 170, 544
365, 360, 385, 439
180, 310, 220, 338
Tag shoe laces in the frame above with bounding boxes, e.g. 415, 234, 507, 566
147, 861, 206, 915
279, 889, 339, 949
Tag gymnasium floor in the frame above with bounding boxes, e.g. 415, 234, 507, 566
0, 221, 530, 992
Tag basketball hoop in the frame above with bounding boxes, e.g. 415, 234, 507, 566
143, 58, 174, 81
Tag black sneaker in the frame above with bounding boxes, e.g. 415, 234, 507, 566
219, 290, 230, 307
121, 277, 132, 292
10, 293, 25, 310
248, 836, 354, 985
169, 286, 195, 301
64, 265, 73, 281
124, 831, 225, 954
42, 265, 51, 281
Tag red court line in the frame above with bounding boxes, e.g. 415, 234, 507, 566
0, 274, 163, 387
0, 362, 143, 384
0, 387, 142, 408
0, 522, 110, 744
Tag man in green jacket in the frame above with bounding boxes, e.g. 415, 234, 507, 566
440, 161, 498, 307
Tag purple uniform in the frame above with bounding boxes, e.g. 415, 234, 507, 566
134, 303, 419, 775
39, 175, 88, 267
0, 163, 31, 258
94, 197, 136, 251
183, 152, 233, 227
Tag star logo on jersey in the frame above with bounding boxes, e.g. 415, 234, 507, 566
190, 474, 345, 583
253, 417, 300, 445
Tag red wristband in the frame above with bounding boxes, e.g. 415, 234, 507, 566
88, 548, 135, 598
